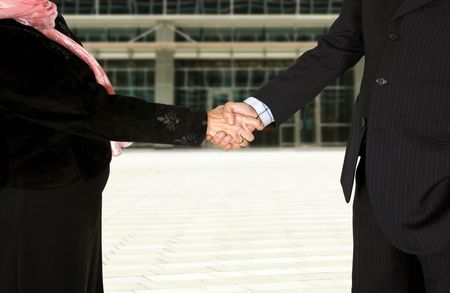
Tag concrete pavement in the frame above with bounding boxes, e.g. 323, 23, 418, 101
102, 148, 354, 293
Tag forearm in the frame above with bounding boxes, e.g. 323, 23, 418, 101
252, 0, 364, 125
77, 89, 208, 145
0, 85, 207, 146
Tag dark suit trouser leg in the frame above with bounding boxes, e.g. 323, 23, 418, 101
417, 246, 450, 293
352, 155, 450, 293
351, 155, 425, 293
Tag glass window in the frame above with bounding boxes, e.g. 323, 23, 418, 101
266, 28, 295, 42
55, 0, 343, 15
254, 126, 280, 147
235, 70, 251, 87
321, 89, 354, 124
234, 28, 265, 42
54, 0, 96, 14
176, 89, 208, 109
175, 59, 294, 146
301, 101, 316, 143
282, 127, 295, 143
100, 60, 155, 102
166, 0, 231, 14
98, 0, 163, 14
322, 126, 350, 143
72, 28, 155, 43
233, 89, 250, 102
174, 27, 327, 42
174, 60, 354, 146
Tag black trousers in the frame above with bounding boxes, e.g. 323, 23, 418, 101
352, 155, 450, 293
0, 167, 109, 293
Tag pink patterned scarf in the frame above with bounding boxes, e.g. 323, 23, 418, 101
0, 0, 132, 156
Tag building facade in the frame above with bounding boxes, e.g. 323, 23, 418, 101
55, 0, 364, 147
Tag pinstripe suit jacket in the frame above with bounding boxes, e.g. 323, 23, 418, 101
252, 0, 450, 254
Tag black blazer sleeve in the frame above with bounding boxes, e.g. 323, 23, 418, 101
0, 25, 207, 146
252, 0, 365, 125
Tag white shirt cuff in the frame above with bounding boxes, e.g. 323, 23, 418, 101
244, 97, 275, 127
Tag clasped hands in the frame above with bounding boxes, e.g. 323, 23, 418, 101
206, 102, 265, 151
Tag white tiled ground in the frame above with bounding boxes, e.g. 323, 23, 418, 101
103, 148, 354, 293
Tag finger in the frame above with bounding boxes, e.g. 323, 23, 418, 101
223, 135, 234, 144
227, 102, 258, 118
219, 135, 233, 149
246, 125, 256, 132
223, 103, 236, 125
240, 116, 263, 130
234, 116, 259, 135
211, 133, 226, 145
205, 134, 213, 141
211, 132, 226, 144
224, 144, 233, 151
239, 128, 255, 142
240, 118, 264, 139
231, 143, 241, 150
224, 111, 236, 126
240, 139, 250, 148
220, 142, 233, 151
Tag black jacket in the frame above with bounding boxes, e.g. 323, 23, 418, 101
0, 16, 207, 190
253, 0, 450, 254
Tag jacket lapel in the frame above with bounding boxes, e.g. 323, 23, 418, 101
390, 0, 436, 21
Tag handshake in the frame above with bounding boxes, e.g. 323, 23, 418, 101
206, 102, 265, 151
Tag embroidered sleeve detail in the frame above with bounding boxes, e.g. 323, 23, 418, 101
157, 111, 180, 131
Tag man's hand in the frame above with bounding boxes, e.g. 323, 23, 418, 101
222, 102, 263, 127
206, 105, 263, 151
206, 103, 265, 151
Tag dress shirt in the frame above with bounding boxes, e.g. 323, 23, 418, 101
244, 97, 275, 127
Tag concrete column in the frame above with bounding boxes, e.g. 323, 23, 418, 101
155, 22, 175, 105
315, 94, 322, 145
294, 111, 302, 147
354, 57, 365, 100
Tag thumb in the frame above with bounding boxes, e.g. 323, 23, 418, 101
223, 103, 236, 125
233, 103, 258, 118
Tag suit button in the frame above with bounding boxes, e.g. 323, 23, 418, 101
361, 116, 367, 128
376, 78, 388, 85
389, 32, 400, 41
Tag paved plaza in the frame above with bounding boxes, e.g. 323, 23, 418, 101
103, 148, 354, 293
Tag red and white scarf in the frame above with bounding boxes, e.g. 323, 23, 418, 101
0, 0, 132, 156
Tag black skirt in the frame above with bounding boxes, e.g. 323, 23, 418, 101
0, 167, 109, 293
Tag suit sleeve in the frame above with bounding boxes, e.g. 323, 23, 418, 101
0, 26, 207, 146
252, 0, 364, 125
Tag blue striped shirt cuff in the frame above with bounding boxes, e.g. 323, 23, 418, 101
244, 97, 275, 127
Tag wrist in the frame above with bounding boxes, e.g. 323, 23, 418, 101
206, 111, 213, 134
